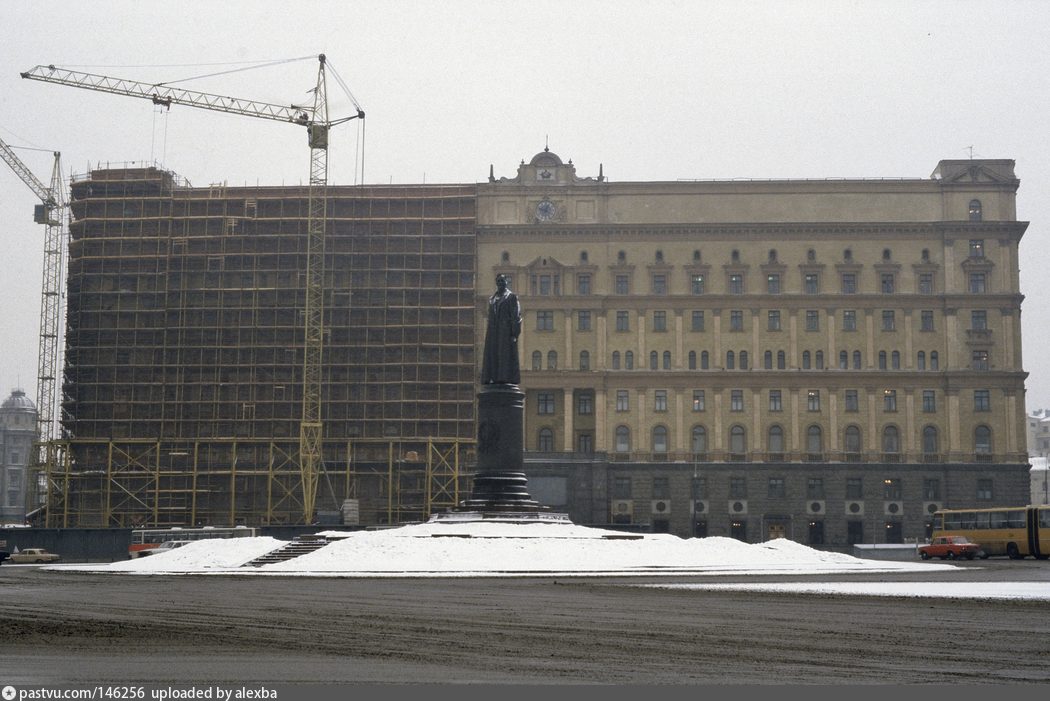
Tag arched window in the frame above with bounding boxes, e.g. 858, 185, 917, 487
615, 425, 631, 453
579, 350, 590, 371
532, 350, 542, 371
625, 351, 634, 369
768, 248, 778, 262
917, 351, 926, 370
844, 425, 862, 454
729, 425, 747, 455
701, 351, 709, 370
969, 199, 983, 222
882, 425, 901, 454
726, 351, 735, 370
922, 426, 939, 455
815, 350, 824, 369
768, 425, 784, 454
930, 351, 939, 370
853, 350, 862, 369
878, 351, 887, 370
655, 250, 664, 263
692, 425, 708, 454
688, 350, 697, 370
839, 350, 848, 369
611, 351, 621, 370
580, 250, 588, 263
739, 351, 748, 370
802, 351, 811, 369
501, 251, 510, 263
891, 351, 900, 369
650, 351, 659, 370
732, 249, 741, 263
921, 248, 930, 262
547, 350, 558, 370
693, 249, 702, 262
807, 425, 823, 455
652, 425, 668, 454
764, 350, 773, 369
844, 248, 853, 262
975, 425, 992, 455
538, 428, 554, 452
882, 248, 892, 261
777, 350, 786, 369
663, 351, 671, 369
617, 250, 626, 263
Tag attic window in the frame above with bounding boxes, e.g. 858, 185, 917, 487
768, 249, 777, 262
882, 248, 892, 261
731, 249, 740, 263
501, 251, 510, 263
693, 250, 701, 262
656, 250, 664, 263
580, 251, 588, 263
844, 248, 853, 262
969, 199, 983, 222
618, 250, 626, 263
807, 249, 816, 262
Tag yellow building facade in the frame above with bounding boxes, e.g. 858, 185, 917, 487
476, 150, 1028, 545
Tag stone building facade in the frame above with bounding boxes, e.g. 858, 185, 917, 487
1, 389, 37, 523
478, 150, 1029, 547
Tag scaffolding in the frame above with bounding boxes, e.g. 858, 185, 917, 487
49, 166, 477, 527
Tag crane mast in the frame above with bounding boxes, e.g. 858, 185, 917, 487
0, 138, 65, 461
22, 56, 362, 523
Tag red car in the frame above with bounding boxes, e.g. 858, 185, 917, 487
919, 536, 982, 560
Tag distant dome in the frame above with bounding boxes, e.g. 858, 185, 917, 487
529, 147, 564, 168
1, 389, 37, 412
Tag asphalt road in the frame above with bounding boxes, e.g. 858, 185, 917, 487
1, 561, 1049, 685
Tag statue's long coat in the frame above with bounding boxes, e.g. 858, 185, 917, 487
481, 290, 522, 384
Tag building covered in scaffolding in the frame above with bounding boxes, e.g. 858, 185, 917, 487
44, 165, 475, 527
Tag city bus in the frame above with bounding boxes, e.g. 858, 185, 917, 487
128, 526, 258, 558
931, 506, 1049, 559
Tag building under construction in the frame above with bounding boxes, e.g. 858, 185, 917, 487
42, 166, 476, 527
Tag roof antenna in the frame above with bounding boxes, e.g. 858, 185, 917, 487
966, 145, 974, 159
544, 134, 549, 152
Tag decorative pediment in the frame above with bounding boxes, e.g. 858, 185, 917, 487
932, 159, 1018, 185
488, 146, 605, 185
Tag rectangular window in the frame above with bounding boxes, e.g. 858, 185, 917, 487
616, 390, 630, 412
691, 274, 705, 295
972, 350, 989, 371
769, 390, 782, 412
918, 273, 934, 294
652, 274, 667, 295
613, 476, 632, 499
804, 273, 819, 294
974, 389, 991, 412
969, 239, 985, 258
692, 477, 707, 499
729, 274, 744, 294
538, 274, 553, 296
881, 273, 895, 294
576, 273, 591, 295
691, 310, 705, 332
692, 390, 705, 412
842, 310, 857, 331
729, 477, 747, 499
843, 389, 858, 413
971, 310, 987, 330
577, 393, 593, 415
883, 478, 902, 500
730, 390, 744, 412
577, 310, 591, 331
616, 311, 630, 332
882, 310, 896, 331
768, 478, 786, 498
807, 478, 825, 499
653, 477, 670, 499
922, 390, 936, 412
654, 390, 668, 412
536, 310, 554, 331
537, 392, 555, 415
768, 310, 781, 331
923, 478, 941, 500
805, 310, 819, 331
615, 274, 630, 295
846, 477, 864, 499
920, 310, 934, 331
653, 310, 667, 332
730, 310, 744, 331
976, 479, 994, 501
841, 273, 857, 294
969, 273, 986, 293
884, 389, 897, 412
767, 274, 781, 294
578, 434, 593, 454
807, 390, 820, 412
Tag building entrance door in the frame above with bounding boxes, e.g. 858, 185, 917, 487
768, 523, 787, 540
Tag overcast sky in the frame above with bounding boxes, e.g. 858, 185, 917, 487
2, 1, 1050, 421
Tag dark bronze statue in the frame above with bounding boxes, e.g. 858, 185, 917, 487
481, 274, 522, 384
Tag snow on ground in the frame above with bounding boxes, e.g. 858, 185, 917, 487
55, 518, 952, 578
638, 581, 1050, 601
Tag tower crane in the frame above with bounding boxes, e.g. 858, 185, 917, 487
22, 56, 364, 523
0, 136, 65, 475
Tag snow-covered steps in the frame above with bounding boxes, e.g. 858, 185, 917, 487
242, 534, 330, 567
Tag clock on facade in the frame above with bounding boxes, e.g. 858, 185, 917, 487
536, 198, 557, 222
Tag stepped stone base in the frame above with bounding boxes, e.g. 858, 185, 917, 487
429, 510, 571, 525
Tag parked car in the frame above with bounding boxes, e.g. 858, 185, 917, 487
8, 548, 61, 564
0, 550, 10, 564
140, 540, 192, 557
918, 536, 981, 560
